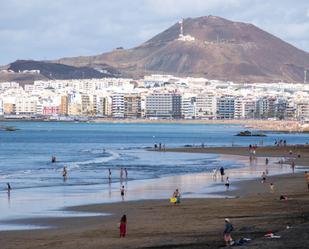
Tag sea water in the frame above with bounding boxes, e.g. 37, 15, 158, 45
0, 122, 308, 229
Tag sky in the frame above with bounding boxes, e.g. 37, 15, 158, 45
0, 0, 308, 65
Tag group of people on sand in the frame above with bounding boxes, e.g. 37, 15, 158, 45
248, 144, 258, 156
154, 143, 166, 151
274, 139, 287, 147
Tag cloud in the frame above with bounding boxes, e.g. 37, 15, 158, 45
0, 0, 308, 65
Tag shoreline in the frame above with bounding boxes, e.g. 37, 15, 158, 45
2, 171, 309, 249
2, 147, 309, 248
1, 118, 309, 133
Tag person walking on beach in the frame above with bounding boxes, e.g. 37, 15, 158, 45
220, 167, 225, 181
224, 218, 234, 246
261, 172, 267, 183
265, 158, 269, 165
62, 166, 68, 180
119, 215, 127, 237
120, 185, 125, 201
291, 161, 296, 174
213, 168, 218, 180
225, 177, 230, 191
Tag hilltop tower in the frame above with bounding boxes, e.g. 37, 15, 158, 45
179, 19, 184, 37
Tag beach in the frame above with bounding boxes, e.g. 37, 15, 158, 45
2, 144, 309, 249
1, 172, 309, 249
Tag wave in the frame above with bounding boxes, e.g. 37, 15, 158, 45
75, 151, 120, 166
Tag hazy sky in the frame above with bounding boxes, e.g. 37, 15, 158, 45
0, 0, 308, 65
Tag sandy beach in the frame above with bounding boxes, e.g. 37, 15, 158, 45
92, 118, 309, 133
1, 145, 309, 249
164, 145, 309, 166
1, 173, 309, 249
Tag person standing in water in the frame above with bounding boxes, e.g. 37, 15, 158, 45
62, 166, 68, 180
119, 215, 127, 237
6, 183, 11, 192
120, 168, 123, 180
108, 168, 112, 181
220, 167, 225, 181
225, 177, 230, 190
124, 168, 128, 179
120, 185, 125, 201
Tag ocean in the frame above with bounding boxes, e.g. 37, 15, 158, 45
0, 121, 308, 229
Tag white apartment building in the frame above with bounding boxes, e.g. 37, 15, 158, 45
181, 96, 196, 119
195, 93, 216, 119
112, 94, 125, 118
15, 98, 37, 115
296, 101, 309, 121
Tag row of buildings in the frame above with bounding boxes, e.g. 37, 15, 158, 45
0, 75, 309, 120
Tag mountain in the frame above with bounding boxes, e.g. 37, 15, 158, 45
2, 16, 309, 83
55, 15, 309, 83
0, 60, 121, 84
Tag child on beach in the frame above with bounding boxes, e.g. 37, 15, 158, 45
119, 215, 127, 237
120, 185, 125, 201
261, 172, 267, 183
270, 183, 275, 193
172, 189, 181, 204
225, 177, 230, 190
224, 218, 234, 246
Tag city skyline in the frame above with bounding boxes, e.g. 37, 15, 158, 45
0, 0, 309, 65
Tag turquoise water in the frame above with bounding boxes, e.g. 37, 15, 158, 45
0, 122, 309, 229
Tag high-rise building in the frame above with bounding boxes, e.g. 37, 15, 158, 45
195, 93, 216, 119
112, 94, 125, 118
15, 98, 37, 115
181, 96, 196, 119
124, 94, 141, 118
216, 96, 235, 119
60, 95, 69, 115
145, 93, 181, 118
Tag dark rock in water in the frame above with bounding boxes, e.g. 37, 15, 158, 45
0, 126, 18, 131
236, 130, 266, 137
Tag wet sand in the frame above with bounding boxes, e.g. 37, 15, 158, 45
164, 145, 309, 166
1, 165, 309, 248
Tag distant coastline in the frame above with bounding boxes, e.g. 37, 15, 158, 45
1, 117, 308, 133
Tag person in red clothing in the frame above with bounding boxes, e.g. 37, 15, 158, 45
119, 215, 127, 237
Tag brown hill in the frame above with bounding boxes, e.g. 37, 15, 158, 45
56, 15, 309, 83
